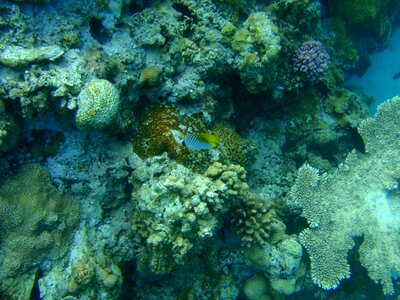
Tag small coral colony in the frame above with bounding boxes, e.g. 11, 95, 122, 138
0, 0, 399, 299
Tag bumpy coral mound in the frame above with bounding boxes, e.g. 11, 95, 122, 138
213, 122, 250, 167
76, 79, 120, 130
0, 164, 80, 278
290, 96, 400, 295
131, 157, 248, 274
230, 196, 283, 248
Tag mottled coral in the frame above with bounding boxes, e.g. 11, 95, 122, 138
290, 96, 400, 295
75, 79, 120, 130
293, 40, 330, 82
0, 45, 64, 68
230, 11, 281, 93
133, 105, 187, 161
0, 164, 80, 279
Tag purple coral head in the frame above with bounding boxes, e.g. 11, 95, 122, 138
293, 40, 330, 82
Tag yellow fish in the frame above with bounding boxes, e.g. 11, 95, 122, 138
182, 133, 219, 150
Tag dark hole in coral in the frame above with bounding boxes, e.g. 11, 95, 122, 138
126, 0, 150, 15
172, 2, 196, 22
89, 17, 111, 44
27, 129, 65, 158
120, 260, 138, 299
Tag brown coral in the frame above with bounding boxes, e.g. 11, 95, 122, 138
213, 122, 251, 167
133, 105, 188, 162
230, 196, 283, 248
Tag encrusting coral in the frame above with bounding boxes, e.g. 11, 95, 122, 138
0, 164, 80, 297
290, 96, 400, 295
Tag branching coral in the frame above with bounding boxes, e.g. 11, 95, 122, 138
290, 96, 400, 295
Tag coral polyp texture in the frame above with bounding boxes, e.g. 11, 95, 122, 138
133, 105, 187, 161
293, 40, 330, 82
75, 79, 121, 130
0, 164, 80, 297
290, 96, 400, 295
230, 196, 284, 248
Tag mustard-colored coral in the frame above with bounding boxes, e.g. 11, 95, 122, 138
213, 122, 251, 167
138, 65, 163, 88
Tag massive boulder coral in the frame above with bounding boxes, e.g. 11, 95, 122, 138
290, 96, 400, 295
229, 11, 281, 93
75, 79, 120, 130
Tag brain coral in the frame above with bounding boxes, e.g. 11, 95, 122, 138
76, 79, 120, 130
290, 96, 400, 295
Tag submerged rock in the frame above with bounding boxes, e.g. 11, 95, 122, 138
0, 45, 64, 68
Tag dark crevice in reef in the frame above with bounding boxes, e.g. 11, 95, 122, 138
89, 17, 111, 44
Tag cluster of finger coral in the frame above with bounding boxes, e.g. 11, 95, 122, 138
131, 157, 249, 274
229, 196, 284, 248
290, 96, 400, 295
293, 40, 330, 82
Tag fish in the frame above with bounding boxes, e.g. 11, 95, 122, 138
182, 133, 219, 150
393, 71, 400, 80
30, 267, 43, 300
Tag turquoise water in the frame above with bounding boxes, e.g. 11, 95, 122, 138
0, 1, 399, 299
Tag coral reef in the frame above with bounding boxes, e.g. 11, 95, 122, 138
230, 11, 281, 93
75, 79, 120, 130
229, 196, 283, 248
0, 164, 80, 297
290, 96, 400, 295
213, 122, 251, 168
0, 45, 64, 68
131, 158, 248, 274
293, 40, 330, 82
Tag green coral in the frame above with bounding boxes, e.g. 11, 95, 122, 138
0, 164, 80, 290
290, 96, 400, 295
229, 11, 281, 93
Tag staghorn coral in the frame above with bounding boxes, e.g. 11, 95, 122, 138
0, 163, 80, 291
289, 96, 400, 295
131, 157, 248, 274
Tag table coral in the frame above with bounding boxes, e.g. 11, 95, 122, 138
290, 96, 400, 295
